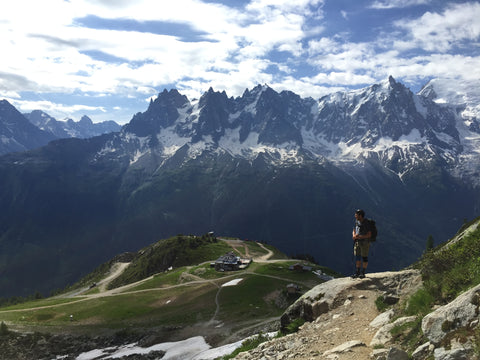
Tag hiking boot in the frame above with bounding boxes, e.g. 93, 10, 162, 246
359, 273, 365, 279
351, 270, 360, 279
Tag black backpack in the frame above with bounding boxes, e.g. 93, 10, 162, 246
366, 219, 377, 242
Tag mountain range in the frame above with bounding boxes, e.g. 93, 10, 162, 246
24, 110, 120, 140
0, 101, 120, 155
0, 76, 479, 297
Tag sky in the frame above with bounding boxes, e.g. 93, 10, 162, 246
1, 0, 479, 124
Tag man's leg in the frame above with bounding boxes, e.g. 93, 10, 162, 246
359, 241, 370, 278
352, 243, 361, 278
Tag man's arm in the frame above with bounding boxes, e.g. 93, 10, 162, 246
353, 230, 372, 240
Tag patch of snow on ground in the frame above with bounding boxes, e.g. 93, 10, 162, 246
75, 334, 265, 360
222, 278, 243, 287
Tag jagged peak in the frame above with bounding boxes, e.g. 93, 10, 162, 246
148, 88, 189, 111
79, 115, 93, 125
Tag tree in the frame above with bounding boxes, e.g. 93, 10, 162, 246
0, 322, 9, 336
426, 235, 434, 252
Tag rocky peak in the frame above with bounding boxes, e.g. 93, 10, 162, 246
124, 89, 190, 138
79, 115, 93, 126
193, 88, 233, 143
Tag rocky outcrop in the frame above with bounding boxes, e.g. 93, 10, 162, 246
416, 283, 480, 359
280, 269, 421, 329
236, 267, 480, 360
236, 270, 422, 360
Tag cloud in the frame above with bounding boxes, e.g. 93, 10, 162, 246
394, 2, 480, 52
369, 0, 431, 9
9, 98, 105, 116
0, 0, 479, 124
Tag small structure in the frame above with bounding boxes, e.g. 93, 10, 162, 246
215, 252, 240, 271
214, 252, 252, 271
287, 283, 301, 294
289, 263, 312, 272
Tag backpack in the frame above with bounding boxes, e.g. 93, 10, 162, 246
366, 219, 377, 242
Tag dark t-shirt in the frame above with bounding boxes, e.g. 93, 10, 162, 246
355, 219, 371, 237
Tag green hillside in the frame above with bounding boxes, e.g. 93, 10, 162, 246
379, 216, 480, 355
0, 234, 335, 355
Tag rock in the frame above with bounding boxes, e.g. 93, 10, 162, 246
422, 283, 480, 345
370, 309, 395, 329
383, 294, 400, 305
386, 347, 409, 360
323, 340, 365, 356
372, 348, 389, 360
433, 346, 471, 360
281, 270, 421, 329
370, 316, 417, 347
412, 341, 434, 359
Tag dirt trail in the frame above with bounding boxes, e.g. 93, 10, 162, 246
301, 286, 382, 360
235, 279, 386, 360
97, 262, 130, 292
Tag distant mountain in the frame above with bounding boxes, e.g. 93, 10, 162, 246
0, 100, 57, 155
25, 111, 121, 139
0, 77, 479, 297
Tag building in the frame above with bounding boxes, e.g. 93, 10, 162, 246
214, 251, 252, 271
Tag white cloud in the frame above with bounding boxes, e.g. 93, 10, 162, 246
9, 98, 105, 116
369, 0, 431, 9
394, 2, 480, 52
0, 0, 479, 123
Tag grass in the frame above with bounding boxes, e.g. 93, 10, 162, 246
220, 333, 272, 359
418, 222, 480, 303
404, 288, 435, 316
0, 258, 315, 333
375, 296, 389, 312
216, 275, 294, 323
0, 297, 87, 311
0, 283, 218, 328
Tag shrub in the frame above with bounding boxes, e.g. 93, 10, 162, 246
375, 296, 389, 312
405, 288, 435, 316
0, 322, 9, 336
281, 317, 306, 335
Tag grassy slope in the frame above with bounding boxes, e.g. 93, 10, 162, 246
383, 216, 480, 354
0, 236, 332, 345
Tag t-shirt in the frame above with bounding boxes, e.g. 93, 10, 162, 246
355, 219, 371, 237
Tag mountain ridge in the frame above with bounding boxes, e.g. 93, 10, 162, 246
0, 77, 479, 297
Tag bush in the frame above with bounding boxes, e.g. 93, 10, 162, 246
405, 288, 435, 316
281, 317, 306, 335
375, 296, 389, 312
419, 224, 480, 303
0, 322, 9, 336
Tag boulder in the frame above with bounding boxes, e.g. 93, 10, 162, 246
411, 341, 434, 359
422, 283, 480, 345
370, 316, 417, 347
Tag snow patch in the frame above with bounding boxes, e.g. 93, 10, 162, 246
222, 278, 243, 287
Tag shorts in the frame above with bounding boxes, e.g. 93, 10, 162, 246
354, 240, 370, 258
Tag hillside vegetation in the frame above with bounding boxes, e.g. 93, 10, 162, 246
377, 216, 480, 355
0, 235, 335, 358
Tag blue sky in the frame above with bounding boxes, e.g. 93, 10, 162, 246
1, 0, 479, 124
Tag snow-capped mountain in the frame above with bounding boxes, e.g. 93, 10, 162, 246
0, 100, 57, 155
101, 76, 479, 184
25, 111, 121, 139
1, 77, 479, 298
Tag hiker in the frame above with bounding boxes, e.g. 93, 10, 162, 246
351, 209, 372, 278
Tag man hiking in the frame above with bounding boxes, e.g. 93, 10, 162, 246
351, 209, 372, 278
